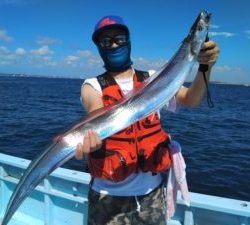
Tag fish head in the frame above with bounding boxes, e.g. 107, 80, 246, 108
187, 10, 211, 57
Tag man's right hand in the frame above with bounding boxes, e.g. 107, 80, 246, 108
75, 130, 102, 160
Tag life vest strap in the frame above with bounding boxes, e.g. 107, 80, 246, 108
137, 129, 162, 142
97, 69, 150, 91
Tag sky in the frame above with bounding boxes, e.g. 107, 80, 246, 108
0, 0, 250, 84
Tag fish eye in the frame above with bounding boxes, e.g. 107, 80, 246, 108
197, 24, 203, 31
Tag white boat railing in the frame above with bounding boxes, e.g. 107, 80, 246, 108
0, 153, 249, 225
0, 153, 90, 225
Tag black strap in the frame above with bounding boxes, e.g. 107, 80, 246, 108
97, 72, 117, 90
97, 72, 122, 102
97, 69, 150, 90
198, 35, 214, 108
198, 64, 214, 108
134, 69, 150, 82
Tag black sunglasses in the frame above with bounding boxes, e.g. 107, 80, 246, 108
98, 34, 129, 48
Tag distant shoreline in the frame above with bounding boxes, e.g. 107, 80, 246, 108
0, 73, 249, 86
0, 73, 84, 80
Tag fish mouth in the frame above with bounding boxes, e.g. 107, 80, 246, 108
199, 10, 211, 30
190, 10, 211, 34
201, 10, 211, 24
186, 10, 211, 56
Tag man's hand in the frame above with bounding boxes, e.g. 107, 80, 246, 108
75, 130, 102, 160
198, 41, 219, 67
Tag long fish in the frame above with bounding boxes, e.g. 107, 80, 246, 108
2, 10, 211, 225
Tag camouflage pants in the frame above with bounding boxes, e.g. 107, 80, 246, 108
88, 185, 166, 225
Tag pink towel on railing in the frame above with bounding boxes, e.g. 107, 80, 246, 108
166, 140, 190, 220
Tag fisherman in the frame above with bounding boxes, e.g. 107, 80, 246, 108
76, 15, 219, 225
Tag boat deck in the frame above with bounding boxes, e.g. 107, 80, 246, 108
0, 153, 249, 225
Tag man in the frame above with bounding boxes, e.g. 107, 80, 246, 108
76, 15, 219, 225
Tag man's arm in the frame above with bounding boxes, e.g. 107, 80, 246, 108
81, 84, 104, 113
176, 41, 219, 107
75, 84, 103, 160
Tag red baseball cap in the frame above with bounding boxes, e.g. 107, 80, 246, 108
92, 15, 129, 44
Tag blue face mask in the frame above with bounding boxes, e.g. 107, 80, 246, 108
98, 42, 132, 72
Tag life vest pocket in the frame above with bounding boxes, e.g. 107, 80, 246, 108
89, 148, 137, 182
139, 137, 172, 173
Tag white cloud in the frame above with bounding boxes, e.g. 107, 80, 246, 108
16, 48, 26, 56
77, 50, 102, 67
0, 59, 11, 65
0, 46, 10, 55
0, 46, 16, 65
85, 57, 102, 68
30, 45, 54, 56
77, 50, 93, 57
0, 29, 14, 42
65, 55, 79, 65
43, 56, 57, 66
212, 65, 249, 84
210, 24, 219, 29
29, 55, 56, 67
0, 44, 56, 68
29, 46, 57, 67
214, 65, 244, 73
245, 30, 250, 39
133, 57, 167, 71
214, 65, 232, 73
36, 36, 62, 45
209, 31, 235, 38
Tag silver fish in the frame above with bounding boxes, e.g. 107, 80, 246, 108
2, 10, 211, 225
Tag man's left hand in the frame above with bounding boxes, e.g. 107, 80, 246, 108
198, 41, 219, 67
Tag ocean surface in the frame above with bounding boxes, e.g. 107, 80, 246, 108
1, 75, 250, 202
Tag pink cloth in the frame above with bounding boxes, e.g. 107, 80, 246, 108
166, 141, 190, 220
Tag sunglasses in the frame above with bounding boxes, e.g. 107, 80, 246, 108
98, 34, 129, 48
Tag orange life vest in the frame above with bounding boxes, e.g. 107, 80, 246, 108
88, 70, 172, 182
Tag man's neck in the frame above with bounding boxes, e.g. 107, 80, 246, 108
109, 67, 133, 79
